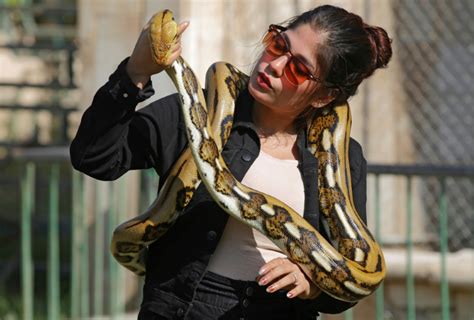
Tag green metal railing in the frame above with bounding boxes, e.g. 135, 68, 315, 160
374, 175, 383, 320
364, 164, 474, 320
8, 149, 474, 319
9, 147, 157, 319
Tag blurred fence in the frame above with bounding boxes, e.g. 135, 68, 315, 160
394, 0, 474, 251
2, 149, 472, 319
0, 0, 78, 150
1, 147, 157, 319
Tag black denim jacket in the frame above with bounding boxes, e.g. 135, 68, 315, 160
70, 58, 368, 318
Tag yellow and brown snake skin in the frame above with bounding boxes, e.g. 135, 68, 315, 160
111, 10, 386, 302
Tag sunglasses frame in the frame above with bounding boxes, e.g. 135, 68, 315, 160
263, 24, 324, 85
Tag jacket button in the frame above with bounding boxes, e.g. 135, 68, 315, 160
176, 307, 185, 318
189, 270, 200, 281
207, 230, 217, 241
245, 286, 254, 296
241, 153, 252, 162
242, 298, 250, 308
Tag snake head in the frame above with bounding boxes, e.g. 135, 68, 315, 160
149, 9, 179, 65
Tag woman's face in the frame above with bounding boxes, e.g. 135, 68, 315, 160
248, 23, 325, 118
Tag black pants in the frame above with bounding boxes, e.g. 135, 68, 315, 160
138, 270, 319, 320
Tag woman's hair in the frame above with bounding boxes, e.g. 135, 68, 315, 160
289, 5, 392, 105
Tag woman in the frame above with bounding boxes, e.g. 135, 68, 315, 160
71, 5, 392, 320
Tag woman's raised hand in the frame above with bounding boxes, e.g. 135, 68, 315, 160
126, 15, 189, 89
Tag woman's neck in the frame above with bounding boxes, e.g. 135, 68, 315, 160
252, 101, 298, 138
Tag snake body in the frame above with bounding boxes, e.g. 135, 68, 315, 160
110, 60, 248, 276
111, 10, 386, 302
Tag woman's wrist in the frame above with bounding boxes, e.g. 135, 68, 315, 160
125, 60, 154, 89
128, 73, 150, 90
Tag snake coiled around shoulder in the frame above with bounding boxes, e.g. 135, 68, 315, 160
110, 10, 386, 303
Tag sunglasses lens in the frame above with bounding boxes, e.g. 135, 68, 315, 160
264, 31, 286, 57
284, 65, 299, 85
288, 60, 312, 85
263, 27, 315, 86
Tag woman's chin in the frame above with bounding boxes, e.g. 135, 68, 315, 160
248, 80, 273, 106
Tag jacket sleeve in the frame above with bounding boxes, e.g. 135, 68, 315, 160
306, 138, 368, 315
70, 57, 187, 181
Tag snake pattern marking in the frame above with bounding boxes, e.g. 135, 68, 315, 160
111, 10, 386, 303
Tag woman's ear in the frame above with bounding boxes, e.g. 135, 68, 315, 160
310, 88, 339, 108
310, 95, 334, 109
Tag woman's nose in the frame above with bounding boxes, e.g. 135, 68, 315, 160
268, 53, 290, 78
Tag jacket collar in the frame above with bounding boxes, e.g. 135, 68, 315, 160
232, 87, 310, 159
232, 87, 257, 131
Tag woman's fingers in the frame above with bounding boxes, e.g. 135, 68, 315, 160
166, 47, 182, 65
127, 17, 189, 80
170, 41, 182, 54
162, 21, 188, 65
258, 257, 316, 299
258, 261, 294, 285
177, 21, 190, 37
286, 274, 309, 298
265, 271, 302, 292
258, 257, 287, 277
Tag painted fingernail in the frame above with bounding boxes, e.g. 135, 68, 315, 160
287, 292, 293, 298
258, 268, 266, 275
266, 285, 275, 292
258, 278, 267, 286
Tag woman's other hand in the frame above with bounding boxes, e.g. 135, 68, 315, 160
126, 15, 189, 89
257, 257, 321, 299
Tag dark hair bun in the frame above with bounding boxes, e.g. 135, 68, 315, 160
364, 25, 392, 70
287, 5, 393, 103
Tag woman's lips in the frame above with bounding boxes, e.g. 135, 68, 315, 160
257, 72, 272, 90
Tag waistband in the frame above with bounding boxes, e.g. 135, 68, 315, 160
201, 269, 289, 300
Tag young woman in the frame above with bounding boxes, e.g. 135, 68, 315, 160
71, 5, 392, 320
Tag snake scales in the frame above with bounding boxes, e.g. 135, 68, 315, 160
111, 10, 386, 302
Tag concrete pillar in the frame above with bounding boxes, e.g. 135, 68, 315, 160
77, 0, 148, 310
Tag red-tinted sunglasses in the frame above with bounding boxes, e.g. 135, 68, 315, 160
262, 24, 323, 86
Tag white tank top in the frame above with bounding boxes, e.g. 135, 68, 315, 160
207, 150, 305, 280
